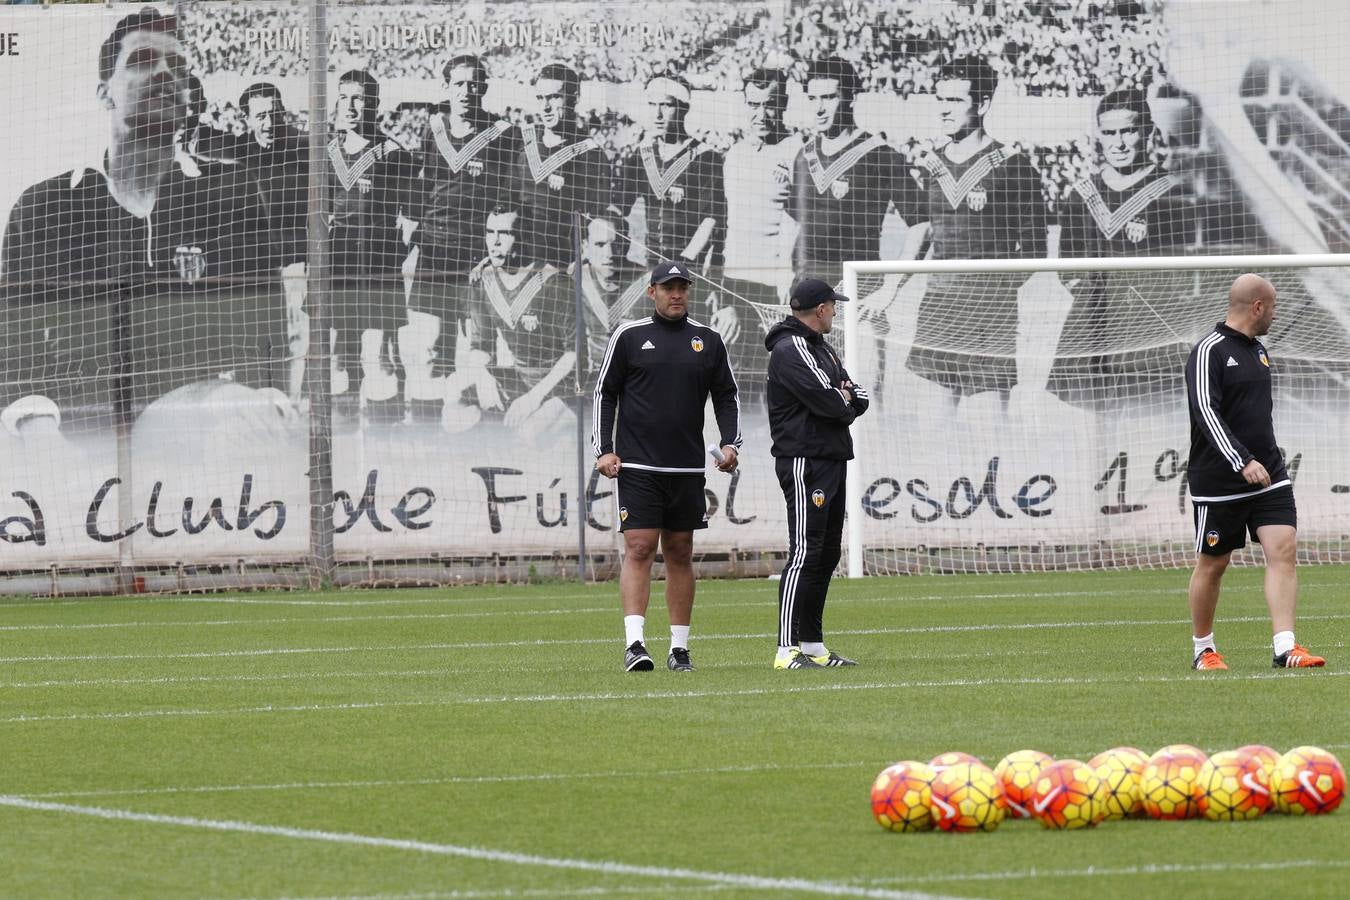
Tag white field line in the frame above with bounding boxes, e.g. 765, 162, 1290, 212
3, 578, 1340, 621
5, 577, 1344, 611
6, 640, 1345, 691
3, 611, 1348, 665
20, 760, 870, 801
2, 669, 1346, 726
0, 795, 963, 900
253, 886, 735, 899
17, 742, 1350, 804
868, 858, 1350, 886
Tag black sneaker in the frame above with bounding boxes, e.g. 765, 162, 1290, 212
667, 647, 694, 671
809, 650, 858, 667
624, 641, 654, 672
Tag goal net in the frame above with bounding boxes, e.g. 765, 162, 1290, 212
841, 255, 1350, 575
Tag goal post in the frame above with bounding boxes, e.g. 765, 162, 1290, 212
841, 253, 1350, 578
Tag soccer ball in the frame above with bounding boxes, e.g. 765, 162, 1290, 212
1271, 746, 1345, 815
1029, 759, 1101, 829
1197, 749, 1272, 821
1141, 746, 1207, 820
929, 751, 983, 773
994, 750, 1054, 819
1236, 744, 1281, 781
871, 761, 937, 833
929, 762, 1006, 833
1088, 746, 1149, 820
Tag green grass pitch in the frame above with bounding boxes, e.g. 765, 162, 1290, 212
1, 566, 1346, 898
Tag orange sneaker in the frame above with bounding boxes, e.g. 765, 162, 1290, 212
1273, 644, 1326, 668
1192, 648, 1228, 671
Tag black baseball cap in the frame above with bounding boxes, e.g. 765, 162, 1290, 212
650, 260, 693, 285
790, 278, 849, 309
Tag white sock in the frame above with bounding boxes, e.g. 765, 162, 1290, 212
776, 646, 796, 661
670, 625, 690, 651
1192, 633, 1216, 659
801, 641, 827, 657
624, 615, 645, 647
1273, 630, 1296, 657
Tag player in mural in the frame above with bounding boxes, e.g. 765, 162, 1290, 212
324, 68, 419, 424
1046, 87, 1197, 407
791, 56, 925, 398
403, 54, 522, 424
613, 72, 725, 269
212, 81, 310, 402
454, 204, 575, 437
516, 63, 612, 267
904, 55, 1048, 414
717, 67, 802, 411
573, 214, 649, 375
0, 7, 283, 429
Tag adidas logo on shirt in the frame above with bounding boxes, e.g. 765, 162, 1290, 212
641, 340, 656, 350
1226, 356, 1239, 367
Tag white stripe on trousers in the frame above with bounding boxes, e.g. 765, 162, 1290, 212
1194, 504, 1207, 555
780, 457, 808, 647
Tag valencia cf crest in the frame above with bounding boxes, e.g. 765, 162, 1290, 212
1258, 349, 1270, 367
667, 186, 685, 204
356, 176, 373, 194
690, 336, 704, 353
811, 489, 825, 508
466, 159, 484, 178
173, 245, 206, 284
830, 179, 849, 199
1125, 218, 1148, 244
966, 185, 987, 212
619, 507, 629, 522
1205, 530, 1220, 548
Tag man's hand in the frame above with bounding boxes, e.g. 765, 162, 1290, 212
838, 380, 854, 405
1241, 459, 1271, 487
710, 305, 741, 344
504, 392, 541, 428
716, 445, 738, 473
595, 452, 621, 479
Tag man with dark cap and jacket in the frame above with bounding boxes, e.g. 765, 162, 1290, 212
764, 278, 869, 669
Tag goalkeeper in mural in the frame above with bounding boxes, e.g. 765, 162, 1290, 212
573, 214, 649, 375
904, 55, 1048, 413
403, 54, 523, 424
450, 204, 574, 437
612, 72, 725, 269
515, 63, 612, 268
1046, 87, 1197, 408
0, 7, 284, 429
791, 56, 925, 399
323, 68, 419, 425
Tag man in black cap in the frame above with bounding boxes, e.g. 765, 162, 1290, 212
764, 278, 869, 669
592, 260, 742, 672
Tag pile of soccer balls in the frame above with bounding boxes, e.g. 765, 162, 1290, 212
871, 745, 1344, 833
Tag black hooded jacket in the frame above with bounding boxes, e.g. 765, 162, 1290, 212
764, 316, 868, 459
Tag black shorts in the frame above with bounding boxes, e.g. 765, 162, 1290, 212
1193, 486, 1297, 556
616, 468, 707, 532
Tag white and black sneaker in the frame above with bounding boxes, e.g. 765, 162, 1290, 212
667, 647, 694, 671
624, 641, 655, 672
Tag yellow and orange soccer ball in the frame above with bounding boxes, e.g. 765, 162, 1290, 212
1029, 759, 1101, 829
1089, 746, 1149, 820
995, 750, 1054, 820
871, 761, 937, 833
1271, 746, 1345, 816
929, 761, 1007, 833
1197, 749, 1273, 821
1141, 744, 1207, 820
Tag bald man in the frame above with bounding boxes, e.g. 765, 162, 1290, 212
1184, 273, 1324, 671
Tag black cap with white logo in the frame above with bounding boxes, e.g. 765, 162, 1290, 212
790, 278, 850, 309
650, 260, 693, 285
